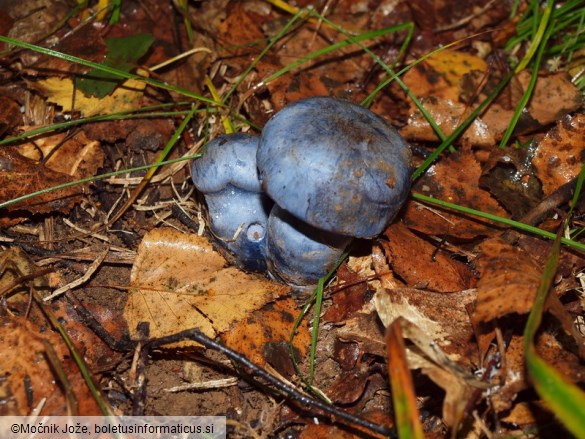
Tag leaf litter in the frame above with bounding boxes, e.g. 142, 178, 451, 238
0, 0, 584, 437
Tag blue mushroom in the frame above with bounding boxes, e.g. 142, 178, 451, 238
258, 97, 412, 286
191, 133, 272, 272
257, 97, 412, 238
266, 205, 352, 287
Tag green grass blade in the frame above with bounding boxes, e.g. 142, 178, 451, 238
523, 165, 585, 439
0, 35, 219, 106
222, 8, 306, 102
515, 0, 554, 73
289, 250, 350, 397
0, 155, 199, 211
262, 23, 413, 87
411, 192, 585, 252
500, 2, 555, 147
411, 70, 516, 180
0, 104, 202, 146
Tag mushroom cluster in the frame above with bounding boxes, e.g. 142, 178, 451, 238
192, 97, 412, 288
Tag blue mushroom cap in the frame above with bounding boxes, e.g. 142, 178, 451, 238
192, 133, 271, 271
192, 133, 263, 193
257, 97, 412, 238
266, 205, 351, 287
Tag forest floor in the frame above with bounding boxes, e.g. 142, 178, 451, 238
0, 0, 584, 438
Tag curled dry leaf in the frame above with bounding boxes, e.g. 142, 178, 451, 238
125, 228, 290, 347
16, 130, 104, 179
532, 113, 585, 196
0, 146, 84, 226
473, 237, 542, 322
405, 148, 508, 239
374, 288, 484, 428
382, 223, 475, 293
0, 317, 102, 416
373, 288, 479, 368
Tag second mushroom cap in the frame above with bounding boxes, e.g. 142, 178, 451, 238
257, 97, 412, 238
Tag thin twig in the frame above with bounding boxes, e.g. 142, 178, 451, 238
144, 328, 395, 438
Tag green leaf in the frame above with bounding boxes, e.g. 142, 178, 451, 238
76, 33, 154, 98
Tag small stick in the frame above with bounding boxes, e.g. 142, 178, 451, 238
144, 328, 396, 438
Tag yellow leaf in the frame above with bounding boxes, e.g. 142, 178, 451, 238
34, 69, 147, 116
425, 49, 487, 86
125, 228, 290, 347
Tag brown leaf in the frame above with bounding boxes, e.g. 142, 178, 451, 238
374, 309, 483, 428
6, 0, 70, 62
322, 262, 372, 323
474, 237, 542, 321
374, 288, 479, 367
337, 306, 386, 358
221, 297, 310, 368
218, 2, 264, 46
51, 300, 123, 373
0, 147, 83, 226
532, 113, 585, 196
479, 147, 543, 218
405, 148, 508, 239
25, 26, 107, 75
382, 223, 474, 292
0, 95, 22, 136
515, 71, 583, 126
125, 228, 290, 347
489, 332, 585, 413
16, 130, 104, 179
401, 51, 581, 146
400, 96, 497, 147
0, 317, 102, 415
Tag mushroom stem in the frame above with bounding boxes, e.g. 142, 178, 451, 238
266, 205, 352, 288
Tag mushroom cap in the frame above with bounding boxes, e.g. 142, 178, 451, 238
192, 133, 262, 194
257, 97, 412, 238
266, 205, 351, 287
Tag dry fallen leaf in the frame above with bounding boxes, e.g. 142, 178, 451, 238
0, 317, 102, 416
473, 237, 542, 322
400, 97, 497, 147
374, 291, 484, 428
0, 146, 84, 226
401, 49, 582, 146
125, 228, 290, 347
33, 69, 148, 117
373, 288, 479, 367
382, 223, 474, 293
532, 113, 585, 196
16, 130, 104, 179
405, 148, 508, 239
221, 297, 310, 367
